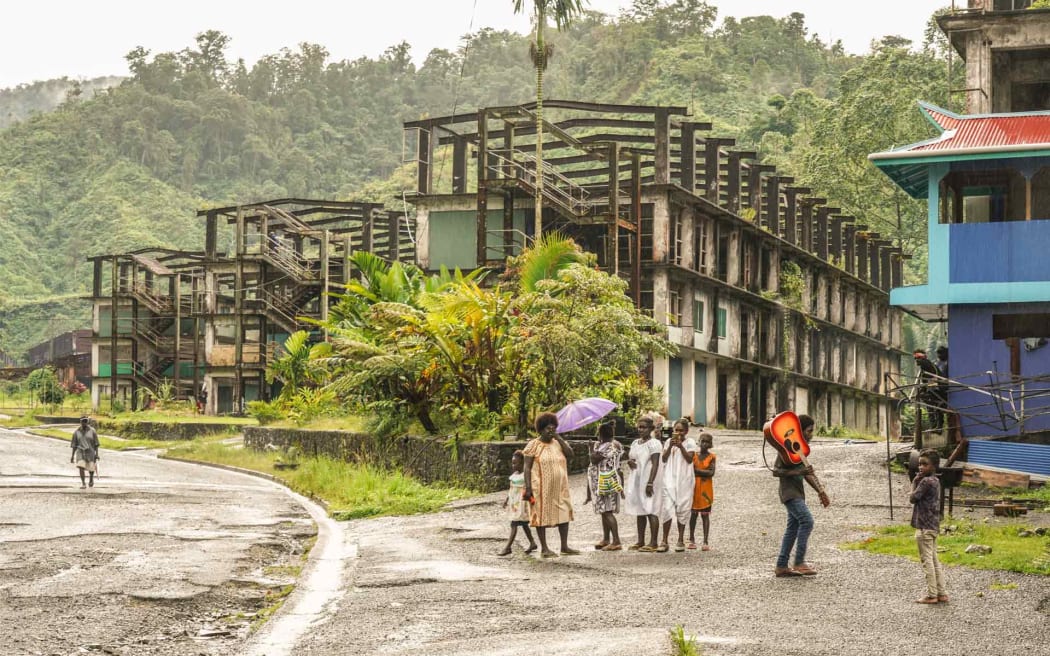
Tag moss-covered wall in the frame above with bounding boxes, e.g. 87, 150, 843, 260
244, 427, 592, 492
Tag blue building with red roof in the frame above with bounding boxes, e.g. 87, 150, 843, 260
870, 1, 1050, 477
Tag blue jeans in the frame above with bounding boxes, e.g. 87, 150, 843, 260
776, 498, 814, 568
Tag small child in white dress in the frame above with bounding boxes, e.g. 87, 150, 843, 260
499, 450, 538, 556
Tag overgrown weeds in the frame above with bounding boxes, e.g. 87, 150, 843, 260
669, 625, 702, 656
167, 441, 475, 519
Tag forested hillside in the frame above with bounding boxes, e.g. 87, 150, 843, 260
0, 1, 956, 358
0, 76, 124, 130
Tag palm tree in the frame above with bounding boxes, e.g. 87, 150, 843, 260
512, 0, 587, 240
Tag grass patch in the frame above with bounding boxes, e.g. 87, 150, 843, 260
263, 564, 302, 579
106, 410, 257, 425
167, 441, 476, 519
999, 485, 1050, 509
0, 413, 41, 428
844, 519, 1050, 575
270, 415, 369, 431
27, 427, 231, 451
816, 424, 884, 441
669, 625, 702, 656
251, 584, 295, 632
990, 580, 1018, 590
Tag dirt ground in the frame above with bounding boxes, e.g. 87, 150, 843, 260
290, 430, 1050, 656
1, 429, 317, 656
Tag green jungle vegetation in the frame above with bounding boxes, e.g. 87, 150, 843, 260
252, 236, 673, 439
0, 1, 958, 359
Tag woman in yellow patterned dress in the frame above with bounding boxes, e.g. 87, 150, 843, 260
523, 412, 579, 558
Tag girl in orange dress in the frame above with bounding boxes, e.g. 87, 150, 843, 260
688, 432, 716, 551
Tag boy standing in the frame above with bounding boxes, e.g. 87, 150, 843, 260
910, 448, 948, 604
773, 414, 830, 577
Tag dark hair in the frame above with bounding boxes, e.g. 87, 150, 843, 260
535, 412, 559, 432
698, 431, 714, 443
936, 346, 948, 359
512, 449, 524, 459
798, 414, 815, 431
919, 448, 940, 471
597, 421, 614, 441
635, 415, 654, 428
673, 417, 690, 432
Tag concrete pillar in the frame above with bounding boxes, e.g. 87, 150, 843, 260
843, 224, 858, 275
726, 370, 741, 429
783, 187, 810, 245
701, 138, 734, 205
654, 110, 671, 185
726, 152, 756, 215
652, 195, 671, 263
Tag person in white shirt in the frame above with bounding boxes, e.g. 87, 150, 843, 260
659, 418, 697, 552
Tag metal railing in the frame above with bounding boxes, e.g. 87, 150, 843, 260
128, 283, 174, 314
262, 237, 316, 281
487, 149, 595, 217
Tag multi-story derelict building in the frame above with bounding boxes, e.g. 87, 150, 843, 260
88, 200, 415, 414
403, 100, 904, 433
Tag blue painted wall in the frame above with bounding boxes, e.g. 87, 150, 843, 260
967, 439, 1050, 477
949, 221, 1050, 283
948, 303, 1050, 437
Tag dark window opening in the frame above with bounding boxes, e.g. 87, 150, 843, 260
992, 313, 1050, 339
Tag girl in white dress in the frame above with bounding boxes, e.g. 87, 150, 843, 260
624, 415, 664, 552
498, 450, 538, 555
659, 418, 697, 552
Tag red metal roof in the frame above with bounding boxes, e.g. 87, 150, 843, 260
908, 102, 1050, 153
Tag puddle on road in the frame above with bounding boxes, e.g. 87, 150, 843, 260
399, 627, 748, 656
378, 560, 515, 582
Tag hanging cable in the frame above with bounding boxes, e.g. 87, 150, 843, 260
433, 0, 479, 190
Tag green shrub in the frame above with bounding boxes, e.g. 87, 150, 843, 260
247, 400, 286, 426
25, 367, 66, 409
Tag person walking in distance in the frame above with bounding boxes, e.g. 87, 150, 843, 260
773, 414, 829, 577
70, 416, 100, 489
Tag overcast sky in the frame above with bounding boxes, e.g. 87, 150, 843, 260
1, 0, 948, 89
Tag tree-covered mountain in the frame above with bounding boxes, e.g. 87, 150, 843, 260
0, 76, 124, 130
0, 0, 954, 359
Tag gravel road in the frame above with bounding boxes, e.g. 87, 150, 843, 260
292, 430, 1050, 656
1, 428, 316, 656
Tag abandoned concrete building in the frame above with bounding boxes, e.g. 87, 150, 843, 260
941, 0, 1050, 114
88, 200, 415, 414
88, 100, 906, 431
403, 100, 905, 433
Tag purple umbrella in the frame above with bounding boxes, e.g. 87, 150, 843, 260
555, 397, 618, 434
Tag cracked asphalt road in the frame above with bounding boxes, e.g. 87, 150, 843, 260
0, 428, 316, 656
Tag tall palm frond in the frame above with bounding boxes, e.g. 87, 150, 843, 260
513, 232, 591, 293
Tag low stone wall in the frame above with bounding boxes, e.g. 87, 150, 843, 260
97, 420, 241, 441
244, 427, 593, 492
33, 415, 87, 425
32, 415, 242, 441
